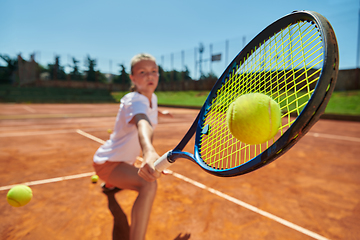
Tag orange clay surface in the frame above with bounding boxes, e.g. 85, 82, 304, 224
0, 103, 359, 240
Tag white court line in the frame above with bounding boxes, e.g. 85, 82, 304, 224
0, 128, 108, 138
0, 170, 330, 239
76, 130, 330, 240
0, 129, 105, 190
76, 129, 106, 144
167, 170, 330, 240
307, 132, 360, 142
0, 172, 95, 191
1, 127, 358, 143
0, 129, 331, 239
0, 129, 78, 137
22, 105, 36, 113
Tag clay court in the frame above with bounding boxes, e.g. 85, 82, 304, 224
0, 103, 359, 240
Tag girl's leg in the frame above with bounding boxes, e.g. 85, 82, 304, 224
107, 162, 157, 240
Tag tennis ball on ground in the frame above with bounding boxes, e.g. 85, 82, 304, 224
7, 185, 33, 207
226, 93, 281, 145
91, 174, 99, 183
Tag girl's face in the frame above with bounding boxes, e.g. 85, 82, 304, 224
130, 60, 159, 96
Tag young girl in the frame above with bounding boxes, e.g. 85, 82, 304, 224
93, 53, 165, 240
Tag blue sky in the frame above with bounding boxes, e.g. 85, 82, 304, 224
1, 0, 359, 78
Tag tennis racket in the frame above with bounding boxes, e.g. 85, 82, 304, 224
155, 10, 339, 177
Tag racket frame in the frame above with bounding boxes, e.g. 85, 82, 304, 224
155, 10, 339, 176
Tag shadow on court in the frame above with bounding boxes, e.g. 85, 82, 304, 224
103, 189, 191, 240
174, 233, 191, 240
103, 189, 130, 240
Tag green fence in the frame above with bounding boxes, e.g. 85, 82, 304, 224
0, 85, 116, 103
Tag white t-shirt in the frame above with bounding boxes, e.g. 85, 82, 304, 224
93, 92, 158, 165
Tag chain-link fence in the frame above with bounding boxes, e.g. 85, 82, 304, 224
19, 36, 253, 82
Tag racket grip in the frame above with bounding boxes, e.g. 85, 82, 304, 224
154, 151, 173, 172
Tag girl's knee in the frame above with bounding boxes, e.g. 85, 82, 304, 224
146, 179, 158, 191
140, 179, 157, 194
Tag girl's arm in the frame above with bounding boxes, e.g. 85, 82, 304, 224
131, 113, 161, 182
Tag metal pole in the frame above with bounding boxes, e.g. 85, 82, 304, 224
194, 47, 197, 79
357, 0, 360, 68
356, 0, 360, 87
210, 44, 213, 73
182, 50, 185, 71
171, 53, 174, 70
225, 39, 229, 67
199, 43, 204, 78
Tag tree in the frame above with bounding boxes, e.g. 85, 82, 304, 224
182, 66, 192, 81
113, 64, 130, 85
96, 70, 107, 83
38, 64, 48, 74
170, 70, 180, 82
85, 55, 97, 82
69, 57, 82, 81
47, 56, 66, 80
0, 54, 18, 84
158, 66, 192, 83
158, 65, 170, 83
200, 72, 217, 81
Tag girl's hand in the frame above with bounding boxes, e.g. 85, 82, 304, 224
136, 156, 172, 180
138, 161, 161, 182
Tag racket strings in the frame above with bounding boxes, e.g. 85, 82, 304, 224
199, 20, 324, 170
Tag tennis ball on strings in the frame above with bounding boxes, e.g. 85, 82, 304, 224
7, 185, 33, 207
226, 93, 281, 145
91, 174, 99, 183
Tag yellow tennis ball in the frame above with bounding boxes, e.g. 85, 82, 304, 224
226, 93, 281, 145
7, 185, 33, 207
107, 129, 112, 134
91, 174, 99, 183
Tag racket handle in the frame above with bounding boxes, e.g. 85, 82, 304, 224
154, 151, 173, 172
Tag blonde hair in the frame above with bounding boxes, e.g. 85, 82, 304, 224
130, 53, 157, 92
